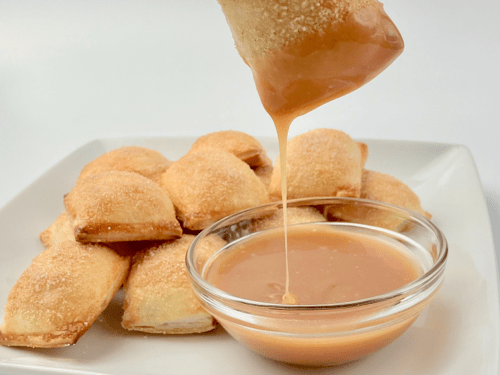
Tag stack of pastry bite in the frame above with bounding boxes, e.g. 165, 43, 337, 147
0, 128, 430, 348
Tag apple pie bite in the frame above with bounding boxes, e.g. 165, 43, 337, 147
269, 129, 368, 200
188, 130, 273, 186
122, 235, 222, 334
161, 150, 269, 230
0, 240, 130, 348
78, 146, 172, 185
65, 170, 182, 242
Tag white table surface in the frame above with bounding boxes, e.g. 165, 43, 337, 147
1, 0, 499, 372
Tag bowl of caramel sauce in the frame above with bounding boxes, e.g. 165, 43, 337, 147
186, 197, 447, 366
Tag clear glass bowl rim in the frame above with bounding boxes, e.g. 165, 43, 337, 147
186, 196, 448, 311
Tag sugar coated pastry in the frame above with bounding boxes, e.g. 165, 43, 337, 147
78, 146, 172, 185
188, 130, 273, 186
122, 235, 219, 334
161, 150, 269, 230
269, 129, 368, 200
39, 212, 75, 247
217, 0, 404, 115
252, 207, 326, 232
0, 241, 130, 347
360, 170, 431, 219
325, 169, 431, 230
65, 170, 182, 242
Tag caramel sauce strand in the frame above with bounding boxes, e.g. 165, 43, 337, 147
274, 115, 298, 305
278, 126, 289, 298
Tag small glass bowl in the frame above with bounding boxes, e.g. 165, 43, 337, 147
186, 197, 447, 366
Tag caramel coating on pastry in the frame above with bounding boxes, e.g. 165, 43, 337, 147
65, 171, 182, 242
0, 241, 130, 348
78, 146, 172, 185
40, 212, 75, 247
122, 235, 219, 334
188, 130, 273, 186
269, 129, 368, 200
252, 207, 326, 232
161, 150, 269, 230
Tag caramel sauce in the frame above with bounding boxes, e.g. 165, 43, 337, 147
205, 224, 421, 305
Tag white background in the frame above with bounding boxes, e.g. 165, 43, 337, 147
1, 0, 499, 371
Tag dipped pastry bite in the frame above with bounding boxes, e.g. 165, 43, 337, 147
217, 0, 404, 116
252, 206, 326, 232
78, 146, 172, 185
161, 150, 269, 230
325, 169, 431, 230
65, 171, 182, 243
269, 129, 368, 200
188, 130, 273, 186
122, 234, 225, 334
0, 240, 130, 348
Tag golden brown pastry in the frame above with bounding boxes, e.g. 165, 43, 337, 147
77, 146, 172, 185
65, 171, 182, 242
325, 169, 431, 230
0, 240, 130, 348
268, 129, 368, 200
188, 130, 273, 186
39, 212, 75, 247
161, 150, 269, 230
122, 235, 221, 334
252, 207, 326, 232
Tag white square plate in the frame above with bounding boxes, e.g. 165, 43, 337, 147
0, 137, 498, 375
